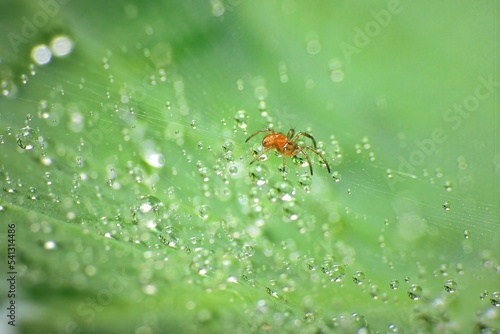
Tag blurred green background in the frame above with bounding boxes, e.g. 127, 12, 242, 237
0, 0, 499, 333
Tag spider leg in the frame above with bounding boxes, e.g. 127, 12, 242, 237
245, 128, 273, 143
298, 148, 314, 175
282, 155, 287, 173
292, 132, 317, 149
304, 146, 331, 174
249, 147, 273, 165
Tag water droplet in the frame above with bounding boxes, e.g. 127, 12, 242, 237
31, 44, 52, 65
222, 140, 234, 153
25, 114, 33, 124
387, 324, 400, 333
331, 171, 341, 182
464, 229, 470, 239
27, 186, 38, 200
351, 313, 368, 329
239, 244, 255, 259
143, 284, 157, 295
455, 263, 464, 275
444, 279, 457, 293
236, 79, 244, 91
321, 260, 345, 282
439, 263, 448, 276
390, 279, 399, 290
227, 276, 238, 284
102, 57, 110, 70
158, 225, 180, 248
50, 35, 74, 57
306, 258, 318, 271
386, 168, 393, 179
29, 64, 36, 75
197, 205, 209, 219
303, 311, 315, 323
44, 240, 57, 250
456, 156, 468, 170
20, 74, 28, 84
274, 180, 295, 201
249, 163, 269, 186
370, 284, 380, 300
36, 100, 50, 119
442, 201, 450, 211
306, 38, 321, 55
16, 126, 38, 150
444, 180, 453, 192
330, 68, 345, 83
490, 291, 499, 307
298, 174, 312, 192
1, 79, 17, 97
328, 58, 344, 82
352, 271, 366, 285
228, 164, 239, 177
234, 110, 248, 129
282, 200, 301, 221
131, 195, 164, 229
141, 141, 165, 168
407, 284, 422, 300
190, 119, 197, 129
278, 61, 289, 84
197, 163, 209, 182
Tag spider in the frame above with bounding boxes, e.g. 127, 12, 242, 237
245, 128, 331, 175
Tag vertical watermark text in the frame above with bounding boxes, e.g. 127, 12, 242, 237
5, 223, 17, 327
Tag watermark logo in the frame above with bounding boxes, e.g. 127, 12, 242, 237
340, 0, 403, 63
6, 0, 72, 55
388, 74, 499, 190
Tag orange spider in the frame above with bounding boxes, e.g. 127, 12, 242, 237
245, 128, 331, 175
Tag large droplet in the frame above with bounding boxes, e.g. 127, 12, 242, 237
31, 44, 52, 65
131, 195, 164, 229
389, 279, 399, 290
352, 271, 366, 285
444, 279, 457, 293
234, 110, 248, 129
407, 284, 422, 300
16, 126, 38, 150
249, 163, 269, 186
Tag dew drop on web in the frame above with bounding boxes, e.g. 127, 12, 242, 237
407, 284, 422, 300
131, 195, 164, 230
16, 126, 38, 150
444, 279, 457, 293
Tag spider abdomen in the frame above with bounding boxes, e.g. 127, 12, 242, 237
262, 133, 288, 151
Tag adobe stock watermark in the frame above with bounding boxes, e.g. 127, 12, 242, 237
7, 0, 72, 55
50, 268, 131, 334
339, 0, 404, 64
388, 74, 499, 190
